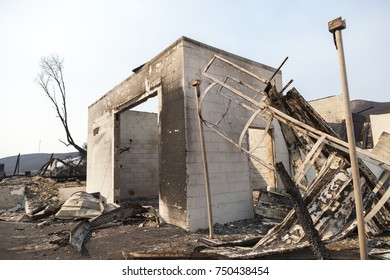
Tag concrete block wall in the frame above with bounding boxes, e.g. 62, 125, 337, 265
370, 113, 390, 147
158, 83, 187, 228
119, 110, 159, 199
182, 39, 284, 231
309, 95, 344, 123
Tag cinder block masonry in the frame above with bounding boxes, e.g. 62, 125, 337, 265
87, 37, 288, 231
119, 110, 159, 199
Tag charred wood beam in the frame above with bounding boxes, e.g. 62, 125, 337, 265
122, 251, 230, 260
283, 88, 379, 192
31, 205, 62, 221
196, 237, 262, 249
283, 88, 371, 200
276, 162, 331, 260
285, 88, 337, 138
267, 87, 306, 179
37, 153, 54, 176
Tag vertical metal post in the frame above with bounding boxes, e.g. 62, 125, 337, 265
192, 79, 214, 239
13, 153, 20, 175
328, 17, 368, 259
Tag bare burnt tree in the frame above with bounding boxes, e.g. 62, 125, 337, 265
35, 54, 87, 157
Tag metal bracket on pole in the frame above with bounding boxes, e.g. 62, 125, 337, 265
328, 17, 346, 49
328, 16, 368, 260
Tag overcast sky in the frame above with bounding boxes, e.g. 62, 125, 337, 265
0, 0, 389, 159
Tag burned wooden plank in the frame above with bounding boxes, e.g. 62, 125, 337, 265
122, 251, 230, 260
253, 154, 371, 254
275, 88, 389, 236
283, 88, 383, 185
284, 88, 338, 138
253, 189, 292, 222
90, 203, 143, 228
267, 87, 308, 184
196, 236, 262, 248
31, 205, 62, 221
275, 162, 330, 260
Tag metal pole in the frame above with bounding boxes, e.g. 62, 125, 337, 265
328, 17, 368, 259
192, 79, 214, 239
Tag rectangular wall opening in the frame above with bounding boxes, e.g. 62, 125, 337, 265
117, 92, 160, 203
248, 127, 276, 192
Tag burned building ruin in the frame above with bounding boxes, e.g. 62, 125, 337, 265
87, 37, 289, 231
87, 36, 390, 248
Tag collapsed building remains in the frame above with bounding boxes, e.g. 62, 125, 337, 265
86, 36, 389, 257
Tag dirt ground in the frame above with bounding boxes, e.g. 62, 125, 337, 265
0, 209, 270, 260
0, 217, 200, 260
1, 210, 389, 260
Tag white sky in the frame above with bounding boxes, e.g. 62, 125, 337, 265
0, 0, 389, 158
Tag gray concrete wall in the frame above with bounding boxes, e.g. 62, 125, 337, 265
309, 95, 344, 123
118, 110, 159, 199
370, 113, 390, 147
182, 39, 284, 230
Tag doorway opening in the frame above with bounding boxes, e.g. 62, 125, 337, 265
115, 90, 161, 203
247, 127, 276, 192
